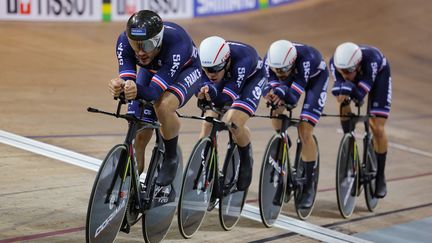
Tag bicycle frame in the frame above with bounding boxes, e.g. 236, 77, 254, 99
87, 99, 161, 213
255, 107, 301, 185
177, 111, 236, 196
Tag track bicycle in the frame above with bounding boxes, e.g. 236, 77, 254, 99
176, 101, 248, 238
85, 96, 183, 243
255, 103, 320, 226
323, 99, 378, 218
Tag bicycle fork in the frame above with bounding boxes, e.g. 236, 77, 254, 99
105, 148, 130, 207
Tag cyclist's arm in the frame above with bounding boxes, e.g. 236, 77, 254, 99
273, 65, 306, 106
329, 61, 346, 96
116, 33, 137, 82
272, 84, 299, 106
199, 77, 219, 100
350, 62, 376, 101
136, 45, 192, 101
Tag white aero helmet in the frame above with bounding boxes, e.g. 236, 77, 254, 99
267, 40, 297, 70
333, 42, 362, 70
199, 36, 230, 72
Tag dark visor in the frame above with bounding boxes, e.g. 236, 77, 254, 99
203, 61, 227, 73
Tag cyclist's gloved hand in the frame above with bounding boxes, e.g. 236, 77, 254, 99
206, 83, 218, 100
272, 86, 287, 107
109, 77, 125, 98
198, 84, 218, 101
262, 83, 272, 97
340, 81, 355, 96
353, 98, 364, 107
273, 86, 287, 100
197, 98, 212, 111
331, 84, 341, 96
124, 80, 137, 100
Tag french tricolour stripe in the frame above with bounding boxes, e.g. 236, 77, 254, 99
269, 80, 280, 87
300, 111, 319, 124
291, 82, 304, 95
223, 88, 238, 101
232, 101, 255, 115
169, 86, 185, 106
358, 81, 371, 92
370, 109, 389, 117
119, 70, 136, 79
151, 75, 168, 90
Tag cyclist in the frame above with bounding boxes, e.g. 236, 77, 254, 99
329, 42, 391, 198
108, 10, 202, 186
263, 40, 329, 209
197, 36, 266, 191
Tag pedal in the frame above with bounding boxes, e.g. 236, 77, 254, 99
207, 197, 219, 212
284, 181, 293, 203
362, 172, 376, 183
119, 217, 131, 234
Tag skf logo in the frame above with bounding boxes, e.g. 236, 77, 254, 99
7, 0, 31, 15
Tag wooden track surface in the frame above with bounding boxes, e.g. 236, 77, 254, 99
1, 0, 431, 242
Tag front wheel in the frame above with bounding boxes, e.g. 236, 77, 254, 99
177, 138, 214, 239
86, 145, 130, 243
259, 134, 288, 227
336, 134, 360, 218
293, 135, 320, 220
142, 146, 183, 243
364, 137, 379, 211
219, 143, 247, 231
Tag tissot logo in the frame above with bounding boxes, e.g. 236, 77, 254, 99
1, 0, 100, 20
148, 0, 186, 14
6, 0, 94, 16
7, 0, 31, 14
116, 0, 137, 15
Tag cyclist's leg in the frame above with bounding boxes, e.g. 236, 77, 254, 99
271, 106, 286, 132
128, 68, 156, 174
226, 109, 252, 191
340, 102, 352, 133
199, 110, 219, 139
297, 122, 317, 208
228, 74, 266, 191
369, 64, 392, 198
297, 70, 328, 208
155, 65, 203, 186
135, 129, 153, 174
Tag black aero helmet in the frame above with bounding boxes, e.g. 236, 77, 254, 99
126, 10, 164, 52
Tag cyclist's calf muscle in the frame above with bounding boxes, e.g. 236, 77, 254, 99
135, 129, 153, 174
298, 122, 317, 161
339, 103, 352, 121
369, 117, 388, 153
270, 106, 285, 132
154, 92, 181, 139
226, 109, 251, 147
199, 110, 219, 139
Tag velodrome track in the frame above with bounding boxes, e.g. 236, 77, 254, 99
1, 0, 432, 242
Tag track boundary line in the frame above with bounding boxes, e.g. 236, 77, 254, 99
0, 129, 373, 242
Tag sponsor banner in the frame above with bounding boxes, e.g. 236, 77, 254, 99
269, 0, 297, 7
0, 0, 101, 21
194, 0, 259, 17
111, 0, 193, 21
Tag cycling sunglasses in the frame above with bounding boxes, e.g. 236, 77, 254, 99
337, 66, 357, 74
203, 61, 227, 73
129, 28, 163, 52
271, 65, 292, 73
